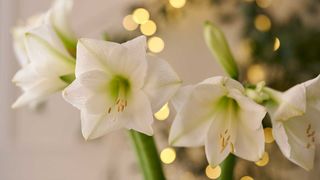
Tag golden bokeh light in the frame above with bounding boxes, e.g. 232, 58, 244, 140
247, 64, 266, 84
254, 15, 271, 32
264, 127, 274, 143
140, 20, 157, 36
205, 165, 221, 179
122, 15, 138, 31
132, 8, 150, 24
154, 103, 170, 121
148, 36, 165, 53
160, 147, 176, 164
256, 0, 272, 8
240, 176, 254, 180
169, 0, 187, 8
255, 152, 269, 167
273, 37, 280, 51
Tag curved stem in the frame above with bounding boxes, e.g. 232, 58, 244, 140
218, 154, 236, 180
129, 130, 166, 180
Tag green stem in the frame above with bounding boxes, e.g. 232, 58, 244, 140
218, 154, 236, 180
129, 130, 166, 180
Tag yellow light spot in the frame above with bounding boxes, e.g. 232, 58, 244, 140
169, 0, 186, 8
256, 0, 272, 8
240, 176, 254, 180
132, 8, 150, 24
154, 103, 170, 121
264, 128, 274, 143
160, 147, 176, 164
140, 20, 157, 36
273, 37, 280, 51
254, 15, 271, 32
122, 15, 138, 31
148, 36, 165, 53
247, 64, 266, 84
255, 152, 269, 166
205, 165, 221, 179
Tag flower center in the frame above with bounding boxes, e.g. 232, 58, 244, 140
305, 123, 316, 149
107, 75, 131, 114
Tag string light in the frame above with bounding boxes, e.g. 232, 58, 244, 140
264, 127, 274, 143
140, 20, 157, 36
154, 103, 170, 121
205, 165, 221, 179
256, 0, 272, 8
255, 152, 269, 167
247, 64, 266, 84
122, 15, 138, 31
273, 37, 280, 51
148, 36, 165, 53
169, 0, 186, 8
240, 176, 254, 180
254, 15, 271, 32
160, 147, 176, 164
132, 8, 150, 24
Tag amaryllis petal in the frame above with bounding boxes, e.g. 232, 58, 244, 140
143, 55, 181, 112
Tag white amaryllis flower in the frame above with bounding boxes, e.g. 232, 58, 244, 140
63, 36, 181, 140
12, 0, 77, 108
169, 76, 266, 166
12, 25, 76, 108
264, 75, 320, 170
12, 0, 76, 66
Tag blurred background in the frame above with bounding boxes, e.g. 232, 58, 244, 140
0, 0, 320, 179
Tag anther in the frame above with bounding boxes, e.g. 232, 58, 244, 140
108, 107, 112, 114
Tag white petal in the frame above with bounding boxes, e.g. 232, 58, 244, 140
12, 64, 38, 89
233, 123, 265, 161
122, 91, 154, 136
12, 76, 67, 108
81, 111, 124, 140
84, 92, 111, 115
62, 79, 92, 109
205, 110, 235, 166
201, 76, 245, 92
304, 75, 320, 110
230, 90, 267, 130
25, 25, 75, 76
78, 70, 110, 91
171, 85, 194, 112
169, 84, 226, 147
143, 55, 181, 112
49, 0, 76, 47
76, 38, 147, 89
267, 84, 306, 122
278, 117, 315, 170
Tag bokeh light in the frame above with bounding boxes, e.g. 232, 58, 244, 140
254, 15, 271, 32
247, 64, 266, 84
122, 15, 138, 31
205, 165, 221, 179
255, 152, 269, 167
154, 103, 170, 121
256, 0, 272, 8
169, 0, 186, 8
273, 37, 280, 51
132, 8, 150, 24
140, 20, 157, 36
264, 127, 274, 143
160, 147, 176, 164
148, 36, 165, 53
240, 176, 254, 180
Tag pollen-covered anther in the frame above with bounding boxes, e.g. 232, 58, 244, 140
305, 123, 316, 149
220, 129, 233, 153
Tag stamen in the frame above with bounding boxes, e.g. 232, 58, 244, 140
230, 143, 235, 153
307, 124, 311, 134
306, 143, 311, 149
108, 107, 112, 114
225, 129, 228, 134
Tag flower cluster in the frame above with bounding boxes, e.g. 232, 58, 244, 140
11, 0, 320, 172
